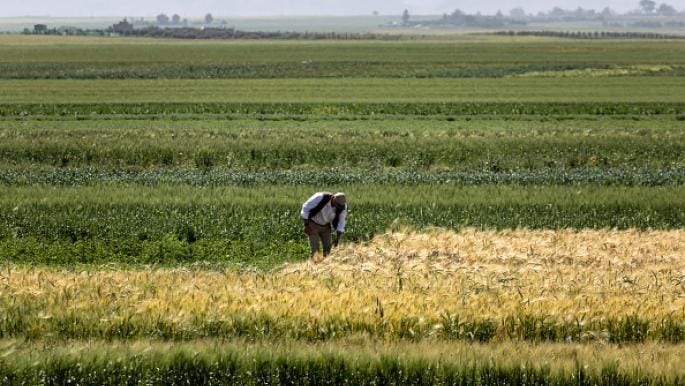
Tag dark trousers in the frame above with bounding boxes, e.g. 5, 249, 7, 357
307, 222, 332, 256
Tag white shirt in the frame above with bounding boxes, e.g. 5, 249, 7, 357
300, 192, 347, 233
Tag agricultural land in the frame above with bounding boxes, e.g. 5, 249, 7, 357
0, 34, 684, 384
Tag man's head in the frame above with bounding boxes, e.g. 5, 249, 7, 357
332, 192, 346, 210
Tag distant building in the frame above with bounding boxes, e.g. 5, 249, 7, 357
112, 19, 133, 33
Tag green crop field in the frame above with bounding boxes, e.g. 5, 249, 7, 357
1, 36, 685, 79
1, 34, 684, 384
3, 77, 685, 103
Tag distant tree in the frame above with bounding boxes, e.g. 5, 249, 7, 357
373, 10, 379, 16
549, 7, 565, 17
401, 9, 410, 24
600, 7, 615, 18
205, 13, 214, 24
112, 18, 133, 33
495, 10, 503, 18
156, 13, 170, 25
571, 7, 595, 18
509, 7, 526, 18
657, 3, 678, 15
451, 9, 465, 17
172, 14, 181, 24
640, 0, 657, 13
33, 24, 48, 33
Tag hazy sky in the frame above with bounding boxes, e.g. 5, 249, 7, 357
2, 0, 683, 17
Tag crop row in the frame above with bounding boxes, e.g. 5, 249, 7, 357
3, 290, 685, 342
1, 228, 684, 343
2, 62, 685, 79
2, 102, 684, 118
3, 340, 682, 386
3, 38, 684, 69
3, 116, 683, 134
5, 77, 684, 105
2, 168, 685, 187
1, 184, 684, 265
2, 138, 683, 172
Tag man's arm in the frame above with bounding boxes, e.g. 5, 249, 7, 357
334, 209, 347, 246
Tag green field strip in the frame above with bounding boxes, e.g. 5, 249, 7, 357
2, 168, 685, 187
1, 102, 684, 122
3, 184, 683, 207
0, 117, 682, 170
2, 36, 684, 65
1, 339, 683, 385
1, 77, 683, 104
0, 117, 683, 131
1, 184, 684, 266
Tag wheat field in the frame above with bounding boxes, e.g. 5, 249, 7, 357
2, 228, 683, 342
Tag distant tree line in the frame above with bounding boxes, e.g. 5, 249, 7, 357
488, 30, 685, 39
153, 13, 213, 26
23, 25, 105, 36
436, 10, 527, 28
603, 19, 685, 28
22, 24, 410, 40
112, 26, 407, 40
398, 1, 684, 29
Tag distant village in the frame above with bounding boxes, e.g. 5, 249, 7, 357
21, 1, 685, 38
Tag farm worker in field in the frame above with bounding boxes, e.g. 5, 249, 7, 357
301, 192, 348, 259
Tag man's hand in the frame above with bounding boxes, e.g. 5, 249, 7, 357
334, 231, 343, 247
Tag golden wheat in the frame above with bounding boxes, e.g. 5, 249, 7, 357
1, 228, 683, 340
